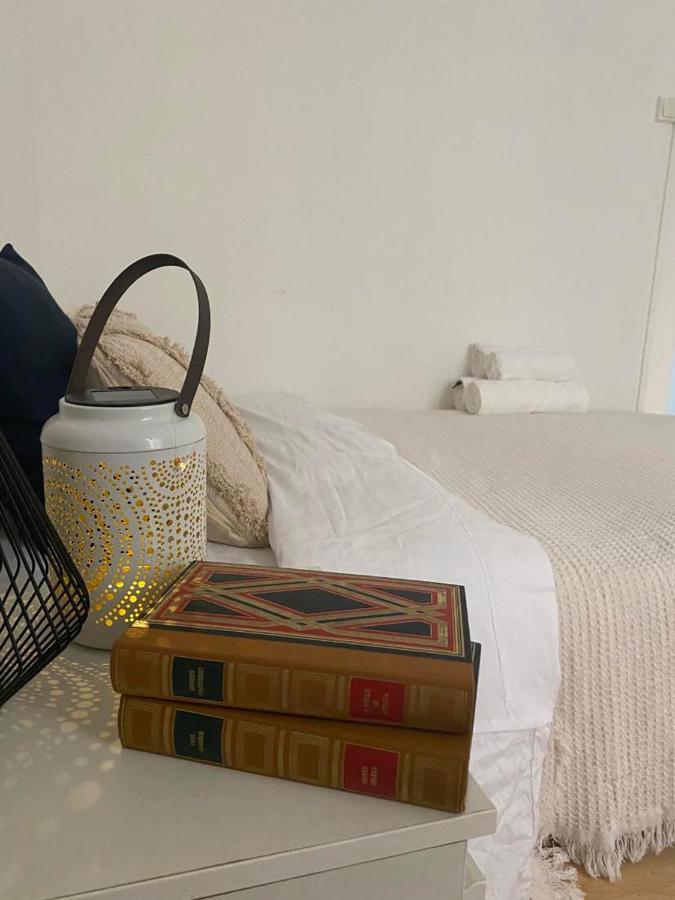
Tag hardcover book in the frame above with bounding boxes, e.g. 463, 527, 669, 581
118, 693, 475, 813
111, 561, 477, 733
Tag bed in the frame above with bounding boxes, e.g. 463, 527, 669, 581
349, 407, 675, 884
211, 394, 560, 900
216, 395, 675, 900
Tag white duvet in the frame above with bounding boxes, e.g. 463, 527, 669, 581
229, 394, 560, 900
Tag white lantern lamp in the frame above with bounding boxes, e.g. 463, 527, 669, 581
41, 254, 210, 649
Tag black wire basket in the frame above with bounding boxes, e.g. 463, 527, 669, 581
0, 428, 89, 707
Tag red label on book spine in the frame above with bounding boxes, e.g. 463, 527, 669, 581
348, 677, 405, 722
342, 743, 399, 798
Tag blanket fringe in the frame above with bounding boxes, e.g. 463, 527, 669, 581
558, 819, 675, 881
529, 846, 584, 900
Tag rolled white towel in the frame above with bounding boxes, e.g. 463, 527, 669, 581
484, 347, 576, 382
451, 377, 477, 412
464, 380, 589, 415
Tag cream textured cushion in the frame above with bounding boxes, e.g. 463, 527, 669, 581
71, 306, 269, 548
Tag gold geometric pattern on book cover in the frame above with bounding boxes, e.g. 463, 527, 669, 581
146, 562, 466, 658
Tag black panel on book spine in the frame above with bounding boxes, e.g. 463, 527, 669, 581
173, 709, 224, 763
172, 656, 225, 701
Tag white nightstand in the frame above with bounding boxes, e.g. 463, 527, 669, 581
0, 645, 495, 900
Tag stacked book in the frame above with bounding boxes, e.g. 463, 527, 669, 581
111, 562, 480, 813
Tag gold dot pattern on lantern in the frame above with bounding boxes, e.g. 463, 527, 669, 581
42, 447, 206, 628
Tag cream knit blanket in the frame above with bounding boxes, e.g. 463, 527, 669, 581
348, 409, 675, 881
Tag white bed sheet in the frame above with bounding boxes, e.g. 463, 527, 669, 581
206, 542, 277, 568
224, 394, 560, 900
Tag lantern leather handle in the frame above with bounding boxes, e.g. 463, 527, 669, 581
67, 254, 211, 418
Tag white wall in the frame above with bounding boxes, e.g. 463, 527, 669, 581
0, 0, 38, 249
6, 0, 675, 410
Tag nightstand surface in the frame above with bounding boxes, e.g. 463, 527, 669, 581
0, 645, 495, 900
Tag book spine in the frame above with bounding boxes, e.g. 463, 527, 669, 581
118, 696, 470, 813
111, 647, 473, 733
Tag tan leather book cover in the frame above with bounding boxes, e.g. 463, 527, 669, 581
118, 695, 473, 813
111, 561, 476, 733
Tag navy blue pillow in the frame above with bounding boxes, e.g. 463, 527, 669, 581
0, 245, 76, 499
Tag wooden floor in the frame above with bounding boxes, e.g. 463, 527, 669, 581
578, 847, 675, 899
